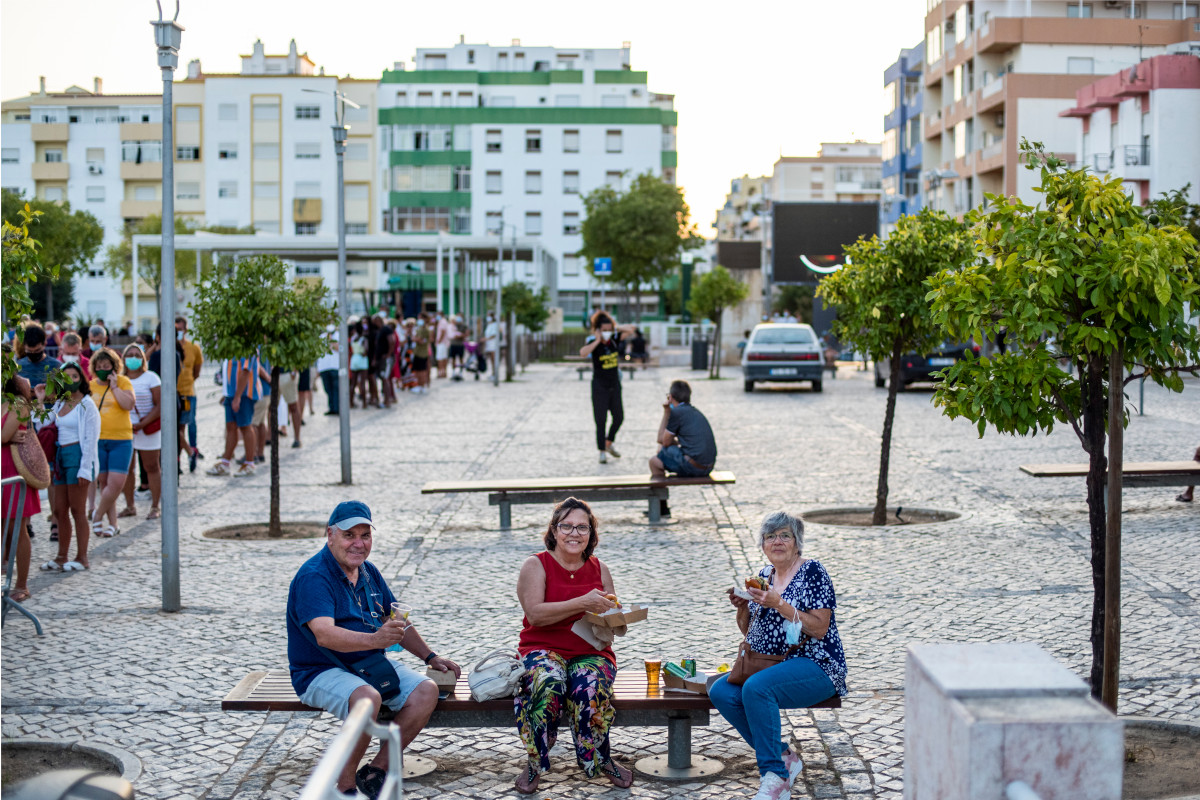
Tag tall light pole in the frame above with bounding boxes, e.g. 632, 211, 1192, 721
304, 87, 358, 483
152, 0, 183, 614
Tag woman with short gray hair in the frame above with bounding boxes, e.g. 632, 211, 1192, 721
710, 511, 848, 800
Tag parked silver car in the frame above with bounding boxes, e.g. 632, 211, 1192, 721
741, 323, 824, 393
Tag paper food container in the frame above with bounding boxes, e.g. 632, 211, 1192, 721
426, 668, 458, 689
663, 671, 710, 694
584, 604, 648, 628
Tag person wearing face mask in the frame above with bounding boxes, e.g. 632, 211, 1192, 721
412, 314, 432, 393
83, 325, 109, 359
120, 344, 163, 520
15, 324, 62, 407
87, 347, 136, 538
578, 311, 636, 464
449, 314, 467, 376
59, 332, 90, 379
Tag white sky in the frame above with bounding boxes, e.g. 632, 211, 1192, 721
1, 0, 927, 233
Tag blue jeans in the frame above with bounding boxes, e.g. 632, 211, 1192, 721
709, 657, 836, 779
320, 369, 339, 413
656, 444, 709, 477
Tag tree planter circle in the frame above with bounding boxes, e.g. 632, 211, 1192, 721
1, 738, 142, 788
1121, 718, 1200, 799
203, 521, 327, 541
799, 507, 961, 528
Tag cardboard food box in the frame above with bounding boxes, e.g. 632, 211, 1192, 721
663, 671, 710, 694
584, 604, 648, 628
426, 667, 458, 689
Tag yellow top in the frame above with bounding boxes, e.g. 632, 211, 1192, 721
178, 339, 203, 396
91, 375, 134, 440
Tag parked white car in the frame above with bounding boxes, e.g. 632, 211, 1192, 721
740, 323, 824, 393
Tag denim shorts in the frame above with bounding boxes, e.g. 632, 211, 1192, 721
53, 442, 85, 485
97, 438, 134, 475
224, 396, 255, 428
657, 444, 710, 478
179, 395, 197, 427
299, 660, 432, 720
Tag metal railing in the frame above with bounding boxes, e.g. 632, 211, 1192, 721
298, 699, 403, 800
2, 475, 45, 634
1123, 144, 1150, 166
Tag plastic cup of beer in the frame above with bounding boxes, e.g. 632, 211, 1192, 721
388, 603, 412, 652
644, 657, 662, 687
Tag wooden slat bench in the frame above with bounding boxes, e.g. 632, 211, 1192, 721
1020, 461, 1200, 488
223, 668, 841, 780
574, 363, 638, 380
422, 471, 737, 527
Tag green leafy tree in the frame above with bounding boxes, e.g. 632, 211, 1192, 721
3, 203, 43, 405
103, 215, 255, 318
926, 141, 1200, 697
818, 208, 975, 525
501, 281, 551, 332
190, 255, 339, 536
772, 284, 815, 324
2, 189, 104, 321
580, 171, 701, 323
687, 265, 750, 378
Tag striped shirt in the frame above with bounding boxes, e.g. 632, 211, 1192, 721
223, 356, 261, 401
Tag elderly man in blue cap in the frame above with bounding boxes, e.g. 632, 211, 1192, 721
287, 500, 461, 799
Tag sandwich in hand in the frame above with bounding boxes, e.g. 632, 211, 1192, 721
744, 576, 769, 591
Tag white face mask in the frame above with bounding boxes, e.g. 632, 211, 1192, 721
176, 330, 185, 341
62, 354, 80, 364
600, 331, 613, 341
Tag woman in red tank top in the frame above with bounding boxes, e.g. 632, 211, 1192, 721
512, 497, 634, 793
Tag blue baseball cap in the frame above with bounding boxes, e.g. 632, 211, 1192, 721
327, 500, 375, 531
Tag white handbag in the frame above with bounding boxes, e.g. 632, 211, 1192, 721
468, 649, 525, 701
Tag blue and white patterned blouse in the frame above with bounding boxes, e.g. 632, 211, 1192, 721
746, 558, 848, 696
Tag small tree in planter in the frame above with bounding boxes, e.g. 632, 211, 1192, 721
687, 264, 750, 379
190, 255, 338, 537
926, 141, 1200, 699
817, 208, 975, 525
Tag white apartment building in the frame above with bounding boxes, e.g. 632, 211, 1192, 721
771, 142, 883, 203
376, 39, 677, 321
921, 0, 1200, 215
713, 174, 770, 240
1063, 52, 1200, 203
1, 78, 164, 327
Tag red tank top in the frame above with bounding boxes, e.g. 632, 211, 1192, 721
518, 550, 615, 665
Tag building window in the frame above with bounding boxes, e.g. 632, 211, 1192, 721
344, 223, 368, 235
457, 91, 474, 107
486, 211, 502, 233
1067, 2, 1092, 16
133, 185, 156, 201
1174, 2, 1200, 18
86, 186, 105, 202
563, 170, 580, 194
563, 129, 580, 153
256, 221, 280, 234
1067, 57, 1094, 74
218, 181, 238, 198
254, 182, 279, 198
605, 130, 622, 153
1, 148, 18, 164
454, 165, 471, 191
254, 143, 279, 160
1125, 2, 1143, 17
601, 95, 626, 107
386, 206, 453, 233
563, 211, 580, 235
346, 142, 369, 161
526, 129, 542, 153
218, 103, 238, 121
486, 171, 502, 193
177, 106, 200, 122
295, 181, 321, 198
417, 91, 434, 107
295, 142, 321, 159
43, 186, 64, 202
605, 171, 623, 189
295, 105, 321, 120
176, 145, 200, 161
295, 263, 322, 276
176, 182, 200, 200
555, 95, 580, 107
345, 184, 369, 200
218, 143, 238, 160
453, 208, 471, 234
486, 129, 502, 153
441, 91, 452, 106
525, 170, 542, 194
252, 103, 280, 120
295, 222, 318, 235
563, 254, 580, 276
525, 211, 542, 236
345, 104, 369, 123
44, 149, 63, 163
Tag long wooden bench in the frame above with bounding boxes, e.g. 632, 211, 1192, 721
223, 668, 841, 780
422, 471, 737, 527
1019, 461, 1200, 488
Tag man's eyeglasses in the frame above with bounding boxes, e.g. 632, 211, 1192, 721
557, 523, 592, 536
763, 532, 793, 543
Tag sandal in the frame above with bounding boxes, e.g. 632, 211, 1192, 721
96, 524, 118, 538
354, 764, 387, 800
63, 561, 89, 572
40, 559, 66, 572
147, 508, 160, 520
515, 762, 540, 795
8, 588, 31, 603
600, 759, 633, 789
118, 507, 138, 518
1176, 493, 1193, 503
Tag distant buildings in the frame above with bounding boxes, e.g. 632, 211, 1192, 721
882, 43, 926, 235
771, 142, 883, 204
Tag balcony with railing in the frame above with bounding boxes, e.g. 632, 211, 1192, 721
1122, 144, 1150, 167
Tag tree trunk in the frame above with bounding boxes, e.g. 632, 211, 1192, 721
712, 319, 722, 379
1082, 352, 1109, 698
268, 365, 283, 538
44, 281, 55, 322
873, 339, 905, 525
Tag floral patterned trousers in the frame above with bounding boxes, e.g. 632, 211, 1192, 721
513, 650, 616, 776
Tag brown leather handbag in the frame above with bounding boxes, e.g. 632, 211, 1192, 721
726, 605, 800, 686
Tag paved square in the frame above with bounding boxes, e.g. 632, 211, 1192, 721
3, 364, 1197, 799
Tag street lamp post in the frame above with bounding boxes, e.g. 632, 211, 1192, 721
152, 1, 184, 613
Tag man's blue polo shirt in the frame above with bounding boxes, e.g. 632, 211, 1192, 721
286, 545, 396, 696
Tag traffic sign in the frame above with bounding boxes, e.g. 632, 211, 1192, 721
593, 257, 612, 276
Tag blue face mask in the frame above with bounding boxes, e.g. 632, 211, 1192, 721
784, 617, 803, 646
125, 357, 143, 371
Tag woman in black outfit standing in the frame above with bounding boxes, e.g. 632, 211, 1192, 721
579, 311, 636, 464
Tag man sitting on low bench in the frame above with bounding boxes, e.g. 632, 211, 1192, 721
649, 380, 718, 518
287, 500, 461, 799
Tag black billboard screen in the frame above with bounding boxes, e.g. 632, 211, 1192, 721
717, 240, 761, 271
772, 202, 878, 284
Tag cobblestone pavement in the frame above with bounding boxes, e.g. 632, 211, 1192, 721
3, 364, 1198, 799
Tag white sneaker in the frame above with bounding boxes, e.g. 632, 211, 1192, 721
599, 451, 607, 464
752, 772, 790, 800
783, 748, 803, 784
